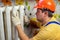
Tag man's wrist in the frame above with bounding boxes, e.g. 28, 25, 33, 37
16, 24, 21, 29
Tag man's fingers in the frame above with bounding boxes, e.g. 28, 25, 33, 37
12, 13, 16, 17
12, 16, 16, 20
12, 16, 14, 19
12, 11, 17, 17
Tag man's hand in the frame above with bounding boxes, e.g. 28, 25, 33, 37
12, 11, 20, 26
12, 11, 33, 40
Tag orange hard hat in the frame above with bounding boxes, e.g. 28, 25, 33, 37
34, 0, 56, 12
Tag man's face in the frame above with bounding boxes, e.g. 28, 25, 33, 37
36, 8, 45, 22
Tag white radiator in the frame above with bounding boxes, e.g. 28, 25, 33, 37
0, 5, 24, 40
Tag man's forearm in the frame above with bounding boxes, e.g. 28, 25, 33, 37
16, 24, 30, 40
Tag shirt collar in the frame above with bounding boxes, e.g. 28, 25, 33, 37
43, 17, 56, 26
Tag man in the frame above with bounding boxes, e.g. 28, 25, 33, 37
12, 0, 60, 40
